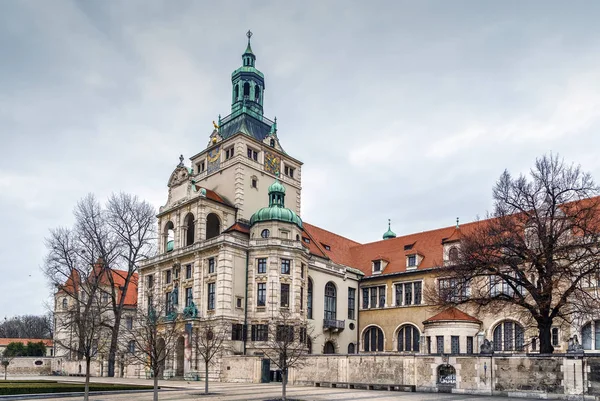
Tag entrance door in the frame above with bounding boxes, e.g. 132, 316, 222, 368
261, 359, 271, 383
176, 336, 185, 377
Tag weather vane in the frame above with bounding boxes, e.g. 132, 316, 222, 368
246, 30, 253, 42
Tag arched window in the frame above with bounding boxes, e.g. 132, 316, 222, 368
448, 247, 459, 263
184, 213, 195, 246
307, 278, 313, 319
324, 282, 336, 320
438, 364, 456, 384
363, 326, 384, 352
234, 84, 239, 101
62, 298, 68, 310
348, 343, 355, 354
323, 341, 335, 354
254, 85, 260, 101
243, 82, 250, 97
582, 321, 600, 350
397, 324, 420, 352
164, 221, 175, 252
270, 138, 275, 147
206, 213, 220, 240
493, 320, 524, 351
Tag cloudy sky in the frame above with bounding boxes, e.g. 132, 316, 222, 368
2, 1, 600, 317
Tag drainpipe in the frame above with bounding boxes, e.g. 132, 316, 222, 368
356, 281, 360, 354
243, 250, 249, 355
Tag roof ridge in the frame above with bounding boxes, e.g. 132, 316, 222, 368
303, 222, 361, 245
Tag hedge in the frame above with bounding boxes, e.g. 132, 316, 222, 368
0, 382, 155, 395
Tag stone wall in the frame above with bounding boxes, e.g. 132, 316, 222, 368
222, 353, 600, 398
3, 357, 52, 376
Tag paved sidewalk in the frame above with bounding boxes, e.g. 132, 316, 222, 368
8, 376, 528, 401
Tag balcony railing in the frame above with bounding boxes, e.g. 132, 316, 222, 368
323, 319, 345, 331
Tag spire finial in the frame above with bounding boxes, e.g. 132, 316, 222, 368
388, 218, 391, 230
246, 30, 253, 43
178, 154, 184, 167
456, 217, 460, 229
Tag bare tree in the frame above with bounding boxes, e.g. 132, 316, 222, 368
432, 154, 600, 353
258, 310, 313, 401
191, 318, 229, 395
120, 296, 182, 401
1, 351, 13, 380
0, 315, 53, 339
44, 226, 112, 401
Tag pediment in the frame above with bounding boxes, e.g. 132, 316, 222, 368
168, 166, 190, 188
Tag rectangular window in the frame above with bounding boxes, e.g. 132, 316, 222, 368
280, 283, 290, 307
407, 255, 417, 267
439, 278, 470, 302
236, 297, 242, 308
551, 328, 559, 346
126, 317, 133, 330
247, 147, 258, 161
165, 292, 172, 314
404, 283, 413, 306
427, 336, 432, 354
373, 260, 381, 272
414, 281, 422, 305
466, 336, 474, 354
436, 336, 444, 354
231, 324, 244, 341
147, 274, 154, 289
370, 287, 377, 309
251, 178, 257, 188
208, 257, 215, 274
257, 283, 266, 307
198, 161, 205, 173
207, 282, 215, 310
281, 259, 291, 275
185, 287, 193, 307
251, 324, 268, 341
225, 147, 234, 160
362, 288, 369, 309
257, 258, 267, 274
348, 288, 356, 320
378, 286, 386, 308
165, 270, 172, 284
395, 284, 403, 306
284, 165, 295, 178
186, 264, 192, 279
451, 336, 460, 354
300, 287, 304, 310
276, 325, 294, 342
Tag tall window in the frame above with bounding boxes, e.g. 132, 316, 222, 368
62, 298, 68, 310
348, 288, 356, 320
126, 317, 133, 330
582, 321, 600, 350
363, 326, 384, 352
257, 258, 267, 274
207, 283, 215, 310
208, 258, 215, 274
373, 260, 381, 272
397, 325, 420, 352
300, 287, 304, 310
551, 327, 559, 347
281, 259, 291, 274
439, 278, 470, 302
128, 340, 135, 353
436, 336, 444, 354
147, 274, 154, 289
363, 286, 385, 309
280, 283, 290, 308
490, 274, 523, 297
324, 282, 336, 320
493, 320, 524, 351
231, 324, 244, 341
185, 287, 193, 307
395, 281, 422, 306
362, 288, 369, 309
348, 343, 355, 354
186, 264, 192, 279
165, 270, 172, 284
467, 336, 474, 354
257, 283, 266, 307
307, 279, 313, 319
451, 336, 460, 354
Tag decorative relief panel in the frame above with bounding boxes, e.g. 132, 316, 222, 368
207, 146, 221, 174
264, 151, 281, 175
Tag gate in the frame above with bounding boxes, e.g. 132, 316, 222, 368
261, 359, 271, 383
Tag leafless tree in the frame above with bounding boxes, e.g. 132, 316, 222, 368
120, 296, 182, 401
431, 154, 600, 353
191, 318, 229, 395
44, 226, 112, 401
1, 351, 13, 380
258, 310, 313, 401
0, 315, 52, 339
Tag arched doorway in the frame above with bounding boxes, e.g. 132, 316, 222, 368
438, 364, 456, 391
157, 338, 166, 379
206, 213, 221, 240
175, 336, 185, 377
323, 341, 335, 354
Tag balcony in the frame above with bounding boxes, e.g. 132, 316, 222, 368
323, 319, 345, 332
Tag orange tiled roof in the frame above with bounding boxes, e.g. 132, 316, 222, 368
302, 223, 361, 266
224, 222, 250, 234
423, 307, 481, 324
0, 338, 53, 347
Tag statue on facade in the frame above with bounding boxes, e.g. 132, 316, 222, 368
171, 285, 179, 306
480, 338, 494, 354
567, 335, 583, 353
183, 301, 198, 319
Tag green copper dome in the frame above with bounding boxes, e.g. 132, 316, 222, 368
250, 177, 302, 228
383, 219, 396, 240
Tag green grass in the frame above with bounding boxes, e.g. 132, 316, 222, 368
0, 381, 155, 395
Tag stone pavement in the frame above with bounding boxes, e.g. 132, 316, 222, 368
13, 376, 530, 401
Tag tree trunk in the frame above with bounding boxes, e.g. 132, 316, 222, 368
205, 361, 209, 394
107, 314, 122, 377
84, 356, 91, 401
153, 371, 159, 401
538, 319, 555, 354
4, 366, 6, 380
282, 369, 287, 401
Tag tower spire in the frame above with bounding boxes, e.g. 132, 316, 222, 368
383, 219, 396, 240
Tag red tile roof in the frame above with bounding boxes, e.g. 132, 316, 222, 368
302, 223, 361, 266
0, 338, 53, 347
224, 222, 250, 234
423, 307, 481, 324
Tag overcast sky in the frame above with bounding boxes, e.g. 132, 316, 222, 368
2, 1, 600, 317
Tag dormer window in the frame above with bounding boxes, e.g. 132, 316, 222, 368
448, 246, 459, 263
321, 243, 331, 251
225, 146, 235, 160
407, 255, 417, 268
373, 260, 382, 273
303, 237, 310, 244
404, 243, 414, 251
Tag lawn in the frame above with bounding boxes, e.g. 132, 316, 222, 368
0, 380, 155, 395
